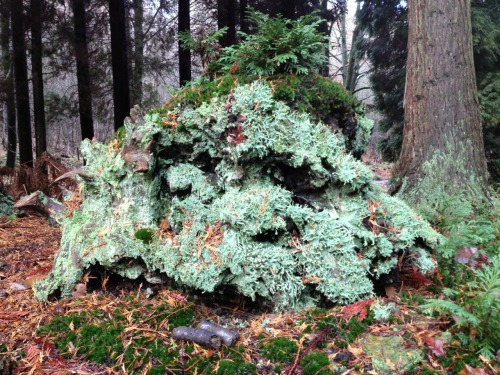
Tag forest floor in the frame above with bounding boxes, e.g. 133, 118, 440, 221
0, 162, 498, 375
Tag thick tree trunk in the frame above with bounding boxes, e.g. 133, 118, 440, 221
72, 0, 94, 140
395, 0, 488, 202
217, 0, 236, 48
132, 0, 143, 104
109, 0, 131, 131
30, 0, 46, 157
178, 0, 191, 86
11, 0, 32, 167
1, 3, 16, 168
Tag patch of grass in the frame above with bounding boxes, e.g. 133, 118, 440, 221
78, 324, 124, 364
339, 313, 373, 343
217, 359, 257, 374
300, 351, 331, 375
259, 337, 298, 363
167, 306, 195, 328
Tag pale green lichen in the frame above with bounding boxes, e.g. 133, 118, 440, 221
35, 81, 442, 309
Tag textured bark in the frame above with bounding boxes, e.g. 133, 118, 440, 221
217, 0, 236, 48
109, 0, 131, 131
72, 0, 94, 140
178, 0, 191, 86
132, 0, 143, 104
1, 3, 16, 168
395, 0, 488, 200
11, 0, 33, 167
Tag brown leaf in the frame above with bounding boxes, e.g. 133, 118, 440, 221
347, 345, 363, 357
424, 335, 445, 357
463, 364, 488, 375
455, 247, 490, 269
341, 298, 374, 321
456, 246, 478, 264
385, 285, 397, 298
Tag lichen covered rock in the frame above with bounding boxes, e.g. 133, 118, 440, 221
35, 81, 441, 309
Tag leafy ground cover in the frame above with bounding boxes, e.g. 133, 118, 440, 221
1, 188, 499, 374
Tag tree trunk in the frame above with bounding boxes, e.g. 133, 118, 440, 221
340, 0, 348, 86
11, 0, 32, 167
217, 0, 236, 48
395, 0, 488, 203
109, 0, 131, 131
239, 0, 248, 34
72, 0, 94, 140
30, 0, 46, 157
1, 2, 16, 168
132, 0, 143, 104
178, 0, 191, 86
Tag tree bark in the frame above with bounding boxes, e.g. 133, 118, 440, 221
109, 0, 131, 131
239, 0, 248, 34
1, 3, 16, 168
132, 0, 143, 104
178, 0, 191, 86
30, 0, 46, 157
395, 0, 488, 202
11, 0, 32, 167
217, 0, 236, 48
72, 0, 94, 140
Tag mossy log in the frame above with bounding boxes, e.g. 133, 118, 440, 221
34, 81, 442, 309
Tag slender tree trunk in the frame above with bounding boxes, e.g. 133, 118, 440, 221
72, 0, 94, 140
109, 0, 131, 131
395, 0, 488, 202
11, 0, 32, 167
278, 0, 296, 20
132, 0, 143, 104
339, 3, 350, 86
30, 0, 46, 157
1, 2, 16, 168
217, 0, 236, 48
178, 0, 191, 86
239, 0, 248, 34
345, 2, 366, 92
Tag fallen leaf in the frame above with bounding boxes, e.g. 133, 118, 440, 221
462, 364, 488, 375
424, 336, 445, 357
347, 345, 363, 357
9, 282, 28, 291
455, 247, 490, 269
385, 285, 397, 298
341, 298, 374, 321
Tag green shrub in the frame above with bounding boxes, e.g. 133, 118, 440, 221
215, 10, 327, 76
421, 254, 500, 358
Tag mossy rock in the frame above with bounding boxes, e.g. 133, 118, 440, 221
361, 334, 424, 374
35, 81, 441, 309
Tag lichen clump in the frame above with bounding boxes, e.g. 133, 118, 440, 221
35, 81, 440, 309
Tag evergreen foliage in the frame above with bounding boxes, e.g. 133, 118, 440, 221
35, 81, 440, 309
422, 255, 500, 358
0, 188, 13, 217
174, 10, 373, 156
215, 10, 328, 76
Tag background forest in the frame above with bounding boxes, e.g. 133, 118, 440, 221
0, 0, 498, 180
0, 0, 499, 374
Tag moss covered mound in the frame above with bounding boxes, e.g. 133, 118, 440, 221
35, 81, 440, 309
159, 73, 372, 157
